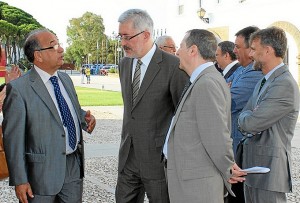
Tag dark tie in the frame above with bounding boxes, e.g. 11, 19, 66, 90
174, 81, 192, 113
132, 60, 142, 105
258, 77, 266, 93
50, 76, 77, 150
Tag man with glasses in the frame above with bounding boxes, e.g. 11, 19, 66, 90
155, 35, 177, 55
116, 9, 188, 203
3, 28, 96, 203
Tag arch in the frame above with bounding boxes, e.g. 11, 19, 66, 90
271, 21, 300, 86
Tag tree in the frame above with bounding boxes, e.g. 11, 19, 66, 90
65, 12, 109, 67
0, 2, 43, 66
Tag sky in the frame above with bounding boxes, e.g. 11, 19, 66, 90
2, 0, 167, 49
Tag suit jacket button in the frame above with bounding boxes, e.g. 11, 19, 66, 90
62, 134, 65, 137
132, 117, 135, 120
62, 152, 66, 155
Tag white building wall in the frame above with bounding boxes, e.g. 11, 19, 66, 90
164, 0, 300, 84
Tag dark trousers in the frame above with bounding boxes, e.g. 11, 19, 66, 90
115, 147, 170, 203
224, 182, 245, 203
27, 150, 83, 203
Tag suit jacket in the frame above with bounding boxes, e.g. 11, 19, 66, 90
229, 63, 263, 155
2, 68, 87, 195
118, 47, 188, 179
238, 65, 299, 192
224, 62, 240, 80
167, 65, 235, 203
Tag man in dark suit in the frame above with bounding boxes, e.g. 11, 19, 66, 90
3, 29, 96, 203
239, 27, 299, 203
115, 9, 188, 203
215, 41, 240, 81
226, 26, 263, 203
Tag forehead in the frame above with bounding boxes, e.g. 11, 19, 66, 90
119, 21, 135, 33
37, 31, 58, 44
235, 35, 245, 46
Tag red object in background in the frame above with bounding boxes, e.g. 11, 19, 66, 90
0, 45, 6, 77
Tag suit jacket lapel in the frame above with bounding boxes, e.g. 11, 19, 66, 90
132, 48, 162, 110
255, 65, 288, 105
224, 63, 240, 79
29, 68, 62, 127
170, 65, 215, 131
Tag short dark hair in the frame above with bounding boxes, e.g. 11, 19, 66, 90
218, 41, 236, 61
24, 28, 49, 63
235, 26, 259, 48
250, 26, 287, 58
185, 29, 217, 61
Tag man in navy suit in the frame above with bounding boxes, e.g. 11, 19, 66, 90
226, 26, 264, 203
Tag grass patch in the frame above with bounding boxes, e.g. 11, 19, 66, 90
75, 86, 123, 106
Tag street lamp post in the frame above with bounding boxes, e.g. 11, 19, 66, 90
88, 53, 92, 64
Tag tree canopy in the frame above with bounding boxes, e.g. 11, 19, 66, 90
0, 1, 43, 66
65, 11, 117, 66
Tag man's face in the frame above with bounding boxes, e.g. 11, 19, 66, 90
118, 21, 146, 58
249, 39, 266, 70
161, 38, 177, 55
35, 32, 64, 70
215, 46, 226, 69
176, 34, 190, 72
233, 35, 251, 67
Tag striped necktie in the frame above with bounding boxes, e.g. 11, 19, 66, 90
50, 76, 77, 150
132, 60, 142, 105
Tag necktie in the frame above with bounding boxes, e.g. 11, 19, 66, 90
258, 77, 266, 93
50, 76, 77, 150
132, 60, 142, 105
174, 81, 192, 113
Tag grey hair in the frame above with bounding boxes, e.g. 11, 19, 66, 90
185, 29, 217, 61
24, 28, 49, 62
155, 35, 173, 47
249, 26, 287, 58
118, 9, 153, 38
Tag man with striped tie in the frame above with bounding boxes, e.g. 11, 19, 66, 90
116, 9, 188, 203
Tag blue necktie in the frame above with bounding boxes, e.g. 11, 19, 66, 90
50, 76, 77, 150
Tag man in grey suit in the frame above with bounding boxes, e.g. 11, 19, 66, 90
3, 29, 96, 203
165, 29, 246, 203
115, 9, 188, 203
238, 27, 299, 203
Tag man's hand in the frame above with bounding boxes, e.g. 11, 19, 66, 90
5, 65, 21, 84
85, 110, 96, 133
15, 183, 34, 203
228, 163, 247, 184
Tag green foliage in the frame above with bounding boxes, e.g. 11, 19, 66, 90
75, 86, 123, 106
0, 2, 44, 65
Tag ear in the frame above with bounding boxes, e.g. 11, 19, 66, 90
144, 31, 150, 40
189, 44, 198, 56
34, 51, 43, 63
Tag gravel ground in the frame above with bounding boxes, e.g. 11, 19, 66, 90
1, 106, 300, 202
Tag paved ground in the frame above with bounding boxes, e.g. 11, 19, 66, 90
0, 74, 299, 202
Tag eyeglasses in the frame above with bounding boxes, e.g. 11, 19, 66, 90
36, 43, 62, 51
117, 31, 145, 41
163, 46, 177, 49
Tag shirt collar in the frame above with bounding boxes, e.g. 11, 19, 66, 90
222, 60, 238, 76
135, 44, 156, 66
264, 62, 284, 80
34, 65, 58, 84
190, 62, 214, 83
